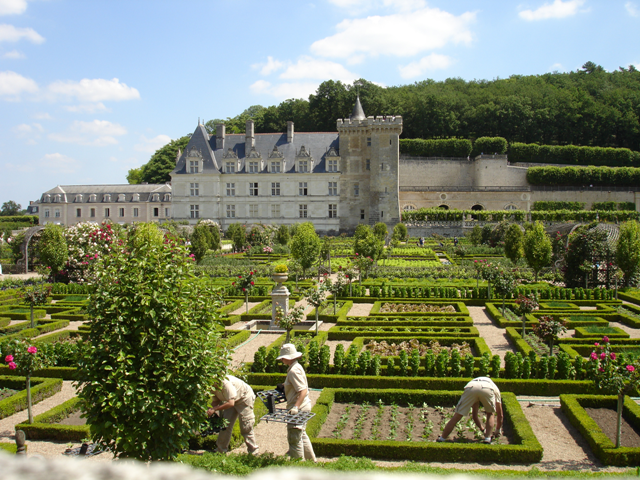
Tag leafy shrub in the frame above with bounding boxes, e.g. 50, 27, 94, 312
400, 138, 472, 158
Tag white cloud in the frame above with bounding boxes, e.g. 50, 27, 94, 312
0, 0, 28, 16
64, 102, 109, 114
12, 122, 42, 134
250, 80, 319, 100
47, 78, 140, 103
3, 49, 24, 58
48, 120, 127, 147
253, 56, 285, 76
626, 2, 639, 16
549, 62, 564, 71
279, 56, 358, 81
33, 112, 52, 120
134, 134, 171, 153
519, 0, 586, 20
0, 24, 44, 43
398, 53, 454, 78
0, 70, 37, 100
310, 8, 475, 62
40, 153, 78, 174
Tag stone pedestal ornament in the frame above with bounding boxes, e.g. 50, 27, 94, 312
270, 274, 289, 330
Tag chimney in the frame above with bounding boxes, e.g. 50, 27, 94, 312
216, 124, 225, 149
245, 120, 255, 154
287, 121, 294, 143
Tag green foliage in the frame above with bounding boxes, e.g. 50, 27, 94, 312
76, 223, 229, 461
372, 222, 388, 241
290, 222, 321, 277
467, 225, 482, 246
504, 224, 524, 265
527, 165, 640, 186
275, 225, 290, 245
1, 201, 21, 216
126, 167, 143, 185
616, 221, 640, 286
399, 138, 472, 157
140, 136, 190, 184
490, 354, 501, 378
523, 221, 552, 282
532, 201, 585, 211
252, 346, 267, 373
392, 223, 408, 242
513, 143, 639, 168
471, 137, 508, 157
564, 225, 612, 288
190, 224, 212, 263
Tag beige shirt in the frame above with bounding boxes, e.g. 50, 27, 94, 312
214, 375, 254, 405
466, 376, 501, 404
284, 360, 310, 410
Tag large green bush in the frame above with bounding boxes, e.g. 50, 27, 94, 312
510, 142, 640, 167
77, 223, 229, 461
527, 165, 640, 186
399, 138, 472, 158
472, 137, 508, 157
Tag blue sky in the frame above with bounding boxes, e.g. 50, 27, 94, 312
1, 0, 639, 209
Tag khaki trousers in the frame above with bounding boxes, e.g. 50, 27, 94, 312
286, 403, 316, 461
216, 397, 258, 453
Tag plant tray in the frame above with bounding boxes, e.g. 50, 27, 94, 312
63, 443, 102, 457
260, 409, 315, 426
256, 389, 287, 406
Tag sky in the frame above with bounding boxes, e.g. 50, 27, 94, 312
1, 0, 639, 209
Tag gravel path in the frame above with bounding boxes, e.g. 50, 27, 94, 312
467, 306, 514, 360
609, 321, 640, 338
324, 340, 351, 359
230, 332, 280, 369
33, 321, 85, 340
230, 302, 261, 316
347, 303, 374, 317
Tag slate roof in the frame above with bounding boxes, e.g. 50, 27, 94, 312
172, 126, 340, 175
350, 95, 366, 121
39, 184, 171, 203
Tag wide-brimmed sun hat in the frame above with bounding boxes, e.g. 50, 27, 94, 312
277, 343, 303, 361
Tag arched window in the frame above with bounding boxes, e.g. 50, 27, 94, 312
402, 204, 417, 211
471, 204, 484, 211
505, 204, 518, 211
75, 194, 83, 203
89, 194, 97, 203
437, 204, 449, 210
118, 194, 126, 202
103, 194, 111, 202
132, 194, 140, 202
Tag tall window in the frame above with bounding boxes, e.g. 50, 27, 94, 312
328, 182, 338, 196
367, 137, 371, 147
249, 183, 258, 196
153, 208, 159, 217
248, 161, 259, 173
360, 209, 365, 220
327, 159, 338, 172
271, 182, 280, 196
119, 208, 125, 217
354, 182, 359, 197
132, 208, 138, 218
226, 205, 236, 218
90, 208, 96, 218
299, 182, 308, 196
190, 183, 199, 196
329, 204, 337, 218
366, 159, 371, 170
76, 208, 82, 217
189, 160, 199, 173
249, 204, 259, 217
44, 210, 50, 218
299, 204, 308, 218
226, 183, 235, 196
298, 161, 308, 173
165, 208, 170, 217
271, 204, 280, 218
190, 205, 199, 219
55, 209, 61, 218
270, 161, 281, 173
225, 162, 235, 173
104, 208, 110, 218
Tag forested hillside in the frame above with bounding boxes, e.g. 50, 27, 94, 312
208, 62, 640, 152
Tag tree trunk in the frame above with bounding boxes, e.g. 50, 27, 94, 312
315, 309, 319, 337
333, 294, 337, 315
245, 292, 249, 314
522, 315, 527, 338
487, 281, 491, 300
616, 393, 624, 448
30, 305, 34, 329
26, 374, 33, 424
285, 329, 291, 343
549, 338, 554, 356
502, 297, 506, 315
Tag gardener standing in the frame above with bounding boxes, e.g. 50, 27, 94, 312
277, 343, 317, 461
208, 375, 259, 455
437, 376, 503, 444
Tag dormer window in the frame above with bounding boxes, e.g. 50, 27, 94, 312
132, 194, 140, 202
225, 162, 236, 174
164, 194, 171, 202
43, 194, 51, 203
248, 161, 260, 173
189, 160, 199, 174
75, 194, 83, 203
52, 194, 61, 203
152, 194, 160, 202
118, 194, 126, 202
103, 194, 111, 203
270, 161, 281, 173
298, 160, 309, 173
327, 159, 339, 172
89, 194, 97, 203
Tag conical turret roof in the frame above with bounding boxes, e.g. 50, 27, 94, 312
350, 95, 366, 121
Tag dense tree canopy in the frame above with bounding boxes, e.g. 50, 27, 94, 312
1, 201, 21, 216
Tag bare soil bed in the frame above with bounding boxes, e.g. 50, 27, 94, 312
57, 410, 86, 426
317, 402, 513, 445
585, 407, 640, 447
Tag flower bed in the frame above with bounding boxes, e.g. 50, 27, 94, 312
308, 388, 542, 463
370, 301, 468, 317
0, 307, 46, 321
560, 394, 640, 466
337, 316, 474, 327
574, 326, 630, 339
328, 325, 478, 341
0, 376, 63, 419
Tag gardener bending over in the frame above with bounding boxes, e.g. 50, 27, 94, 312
437, 376, 503, 444
208, 375, 259, 455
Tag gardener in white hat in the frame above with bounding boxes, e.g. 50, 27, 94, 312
277, 343, 316, 461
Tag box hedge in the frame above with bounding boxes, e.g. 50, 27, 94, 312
574, 326, 629, 339
560, 394, 640, 466
15, 396, 89, 441
327, 325, 479, 341
0, 376, 63, 419
336, 316, 474, 328
307, 388, 541, 464
370, 301, 469, 317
